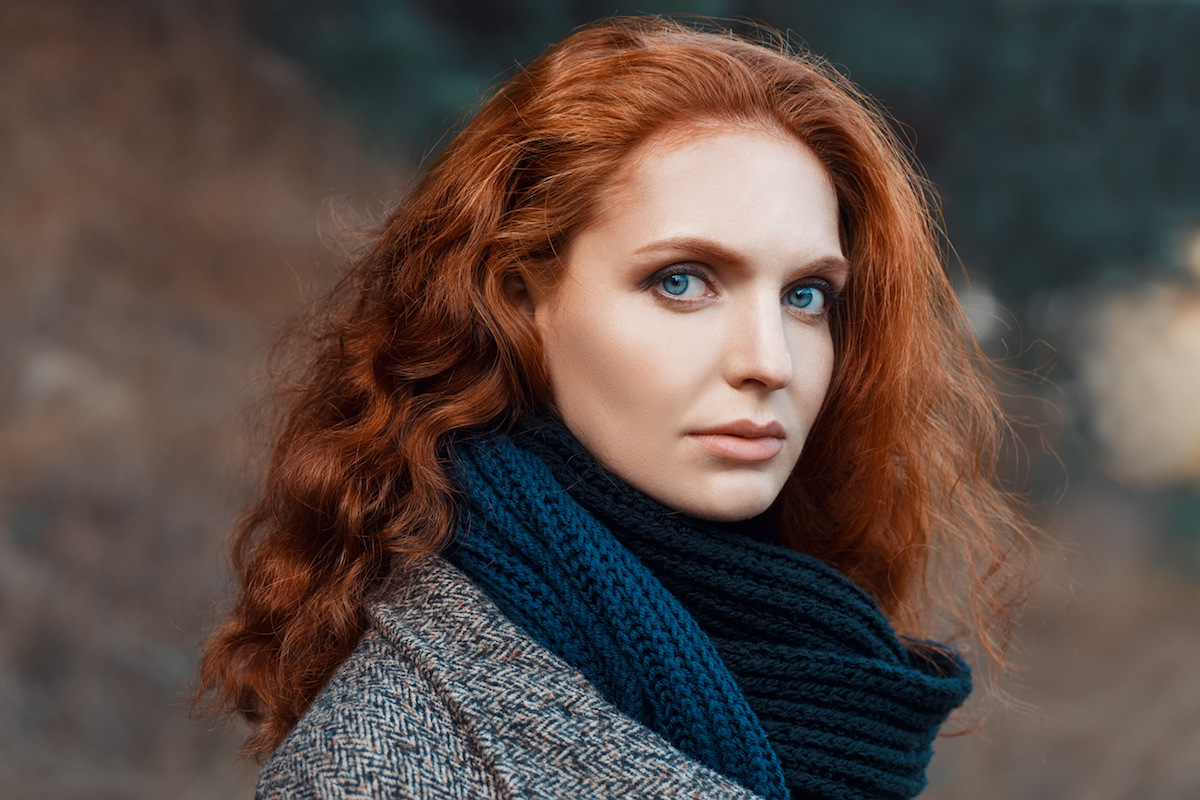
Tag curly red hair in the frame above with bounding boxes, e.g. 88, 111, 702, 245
196, 17, 1034, 757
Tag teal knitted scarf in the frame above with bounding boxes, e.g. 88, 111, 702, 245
446, 418, 971, 800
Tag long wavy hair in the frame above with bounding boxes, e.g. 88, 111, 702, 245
196, 16, 1035, 757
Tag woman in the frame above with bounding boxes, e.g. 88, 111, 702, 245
197, 17, 1033, 800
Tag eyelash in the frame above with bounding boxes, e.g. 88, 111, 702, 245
643, 265, 845, 320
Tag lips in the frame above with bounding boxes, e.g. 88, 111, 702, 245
688, 419, 786, 462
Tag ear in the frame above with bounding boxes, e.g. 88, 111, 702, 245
503, 273, 537, 316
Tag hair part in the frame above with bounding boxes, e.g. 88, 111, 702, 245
195, 16, 1035, 757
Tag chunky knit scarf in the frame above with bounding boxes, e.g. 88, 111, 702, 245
446, 419, 971, 800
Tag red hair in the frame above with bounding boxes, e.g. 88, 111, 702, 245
196, 17, 1034, 757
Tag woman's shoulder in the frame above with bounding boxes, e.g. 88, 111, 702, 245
256, 558, 765, 800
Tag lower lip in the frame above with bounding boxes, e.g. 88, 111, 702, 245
689, 434, 784, 463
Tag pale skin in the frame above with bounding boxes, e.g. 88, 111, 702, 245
506, 124, 848, 522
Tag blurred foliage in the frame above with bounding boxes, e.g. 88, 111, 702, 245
249, 0, 1200, 302
1159, 487, 1200, 577
1166, 488, 1200, 541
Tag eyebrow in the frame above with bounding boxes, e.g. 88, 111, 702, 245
631, 236, 852, 277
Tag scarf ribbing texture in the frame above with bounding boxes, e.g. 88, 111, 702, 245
446, 419, 971, 800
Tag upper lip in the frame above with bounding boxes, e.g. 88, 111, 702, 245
691, 419, 786, 438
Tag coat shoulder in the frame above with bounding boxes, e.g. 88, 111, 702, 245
257, 558, 765, 800
255, 624, 499, 800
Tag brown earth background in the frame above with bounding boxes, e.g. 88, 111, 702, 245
1, 1, 1197, 798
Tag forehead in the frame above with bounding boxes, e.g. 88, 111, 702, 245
575, 122, 843, 267
603, 118, 812, 195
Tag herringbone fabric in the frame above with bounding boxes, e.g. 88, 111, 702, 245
256, 559, 765, 800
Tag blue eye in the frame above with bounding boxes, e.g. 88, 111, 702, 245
787, 284, 827, 312
659, 273, 706, 298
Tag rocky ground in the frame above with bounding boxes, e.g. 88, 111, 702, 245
925, 481, 1200, 800
0, 1, 385, 795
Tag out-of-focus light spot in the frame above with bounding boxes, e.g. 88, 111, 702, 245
959, 284, 1008, 342
1185, 226, 1200, 280
1077, 281, 1200, 486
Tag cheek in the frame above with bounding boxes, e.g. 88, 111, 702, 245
537, 296, 711, 446
812, 335, 836, 399
784, 328, 836, 434
541, 300, 668, 412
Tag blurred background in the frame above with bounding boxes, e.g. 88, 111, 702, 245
1, 0, 1198, 797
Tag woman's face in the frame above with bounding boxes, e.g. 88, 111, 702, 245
525, 125, 847, 521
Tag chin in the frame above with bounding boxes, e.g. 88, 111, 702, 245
682, 501, 773, 523
667, 475, 784, 523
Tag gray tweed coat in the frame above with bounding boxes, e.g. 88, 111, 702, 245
256, 558, 765, 799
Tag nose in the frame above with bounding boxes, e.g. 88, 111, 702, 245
724, 297, 794, 391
